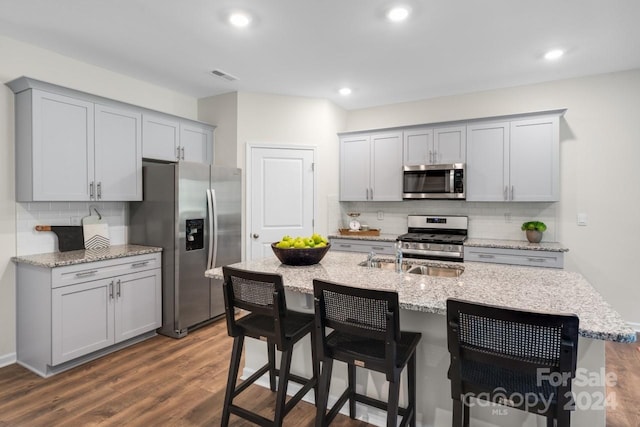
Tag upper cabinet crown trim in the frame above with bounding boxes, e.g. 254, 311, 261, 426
337, 108, 566, 136
6, 76, 215, 130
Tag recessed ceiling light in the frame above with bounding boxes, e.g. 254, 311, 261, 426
339, 87, 352, 96
387, 7, 410, 22
544, 49, 564, 60
229, 12, 251, 28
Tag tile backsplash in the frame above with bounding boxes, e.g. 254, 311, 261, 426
332, 199, 558, 242
17, 202, 127, 256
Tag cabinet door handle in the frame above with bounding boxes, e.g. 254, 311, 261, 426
504, 186, 508, 201
97, 182, 102, 200
89, 181, 95, 200
109, 281, 114, 299
478, 254, 495, 259
131, 261, 149, 268
116, 279, 121, 298
510, 186, 514, 200
429, 150, 433, 163
370, 188, 374, 200
75, 270, 98, 278
176, 146, 181, 160
181, 147, 185, 160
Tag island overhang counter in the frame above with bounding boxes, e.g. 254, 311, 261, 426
205, 251, 634, 427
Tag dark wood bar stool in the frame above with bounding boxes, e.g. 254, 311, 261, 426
312, 279, 422, 427
221, 266, 319, 427
446, 298, 579, 427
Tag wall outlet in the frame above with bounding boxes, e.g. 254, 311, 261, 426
377, 211, 384, 220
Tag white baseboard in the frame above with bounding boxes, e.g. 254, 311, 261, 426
0, 352, 17, 368
627, 322, 640, 333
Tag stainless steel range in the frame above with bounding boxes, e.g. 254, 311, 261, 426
397, 215, 468, 261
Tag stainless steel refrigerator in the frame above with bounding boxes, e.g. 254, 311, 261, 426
129, 161, 241, 338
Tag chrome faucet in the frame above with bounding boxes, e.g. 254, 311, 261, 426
367, 251, 376, 268
395, 242, 403, 273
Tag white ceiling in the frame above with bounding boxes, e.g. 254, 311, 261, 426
1, 0, 639, 110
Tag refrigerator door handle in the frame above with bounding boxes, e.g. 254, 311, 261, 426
206, 188, 218, 270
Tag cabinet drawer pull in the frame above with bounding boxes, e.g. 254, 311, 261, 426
371, 246, 385, 251
75, 270, 98, 278
339, 244, 351, 248
478, 254, 495, 259
526, 257, 546, 263
131, 261, 149, 268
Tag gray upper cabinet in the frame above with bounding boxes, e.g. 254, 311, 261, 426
340, 131, 403, 201
16, 90, 96, 201
142, 114, 180, 162
8, 77, 215, 202
94, 104, 142, 201
142, 115, 214, 164
404, 125, 466, 165
179, 123, 213, 164
466, 114, 560, 202
14, 89, 142, 202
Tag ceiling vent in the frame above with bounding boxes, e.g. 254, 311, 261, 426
210, 69, 238, 82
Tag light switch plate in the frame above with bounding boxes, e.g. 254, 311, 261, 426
377, 211, 384, 220
577, 213, 588, 226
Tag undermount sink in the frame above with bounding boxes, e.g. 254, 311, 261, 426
358, 259, 413, 272
406, 264, 463, 278
359, 259, 464, 277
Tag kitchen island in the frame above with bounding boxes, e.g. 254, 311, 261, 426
206, 252, 634, 427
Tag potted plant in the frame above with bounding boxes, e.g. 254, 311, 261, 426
521, 221, 547, 243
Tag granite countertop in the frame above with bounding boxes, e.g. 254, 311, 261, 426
12, 244, 162, 268
465, 238, 569, 252
328, 233, 399, 242
206, 251, 635, 343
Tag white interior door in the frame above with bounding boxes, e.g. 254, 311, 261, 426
248, 145, 315, 260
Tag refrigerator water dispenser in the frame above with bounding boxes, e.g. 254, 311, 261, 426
186, 219, 204, 251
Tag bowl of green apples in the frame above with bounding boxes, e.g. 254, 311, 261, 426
271, 233, 331, 266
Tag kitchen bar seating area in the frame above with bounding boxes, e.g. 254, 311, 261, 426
206, 249, 635, 426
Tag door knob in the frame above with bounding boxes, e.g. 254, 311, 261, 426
252, 233, 259, 239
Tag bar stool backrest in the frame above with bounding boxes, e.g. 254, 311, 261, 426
313, 280, 400, 371
446, 297, 579, 419
222, 266, 287, 346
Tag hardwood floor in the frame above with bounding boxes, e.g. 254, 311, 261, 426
605, 334, 640, 427
0, 321, 637, 426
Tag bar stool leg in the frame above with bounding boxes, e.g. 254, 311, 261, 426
267, 342, 277, 391
315, 358, 334, 427
387, 379, 400, 427
310, 333, 320, 404
273, 348, 293, 427
221, 335, 244, 427
408, 352, 417, 427
348, 364, 356, 419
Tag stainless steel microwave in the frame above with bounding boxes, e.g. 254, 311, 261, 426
403, 163, 465, 199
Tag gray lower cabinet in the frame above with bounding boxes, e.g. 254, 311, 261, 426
17, 253, 161, 377
464, 246, 564, 268
330, 238, 396, 255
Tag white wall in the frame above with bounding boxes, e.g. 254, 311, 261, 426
0, 35, 199, 365
198, 92, 238, 167
236, 92, 347, 246
345, 69, 640, 325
